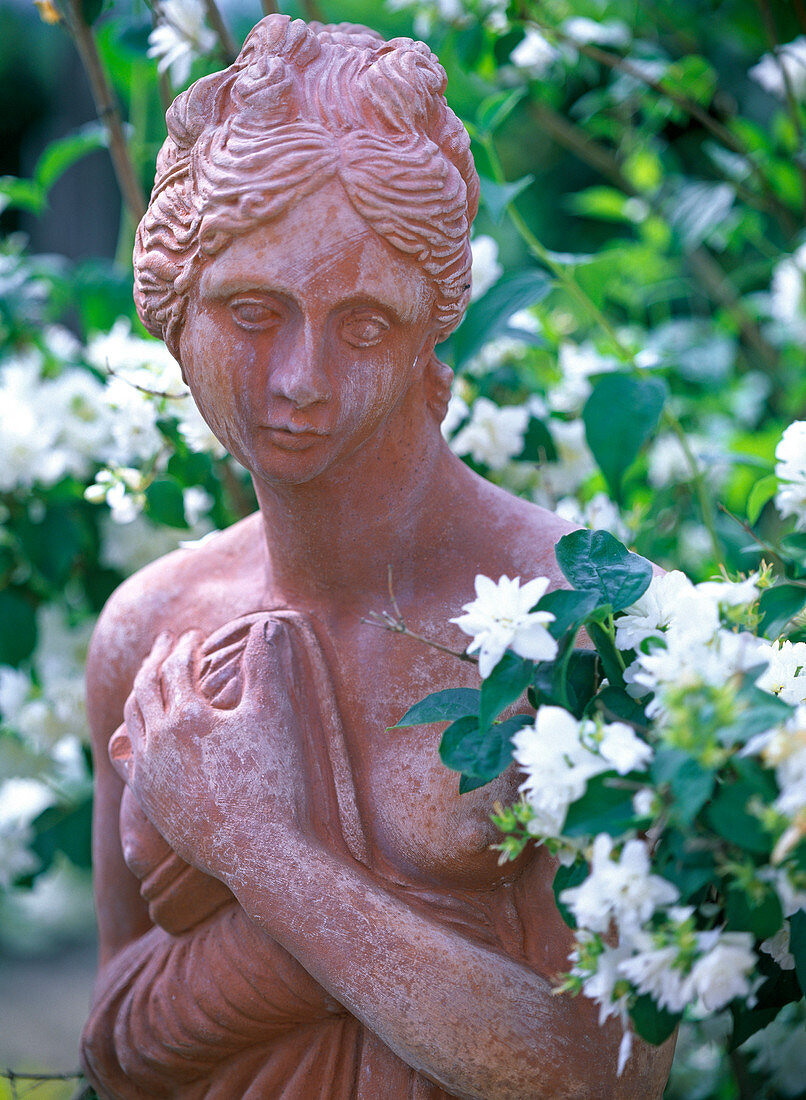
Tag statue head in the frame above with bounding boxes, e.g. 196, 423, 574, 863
133, 15, 480, 419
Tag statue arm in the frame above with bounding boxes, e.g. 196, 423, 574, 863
82, 596, 341, 1098
226, 838, 673, 1100
113, 621, 674, 1100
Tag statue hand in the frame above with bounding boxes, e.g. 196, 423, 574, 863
109, 617, 308, 880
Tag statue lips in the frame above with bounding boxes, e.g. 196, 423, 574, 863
261, 424, 330, 451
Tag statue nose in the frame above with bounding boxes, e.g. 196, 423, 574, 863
270, 325, 331, 408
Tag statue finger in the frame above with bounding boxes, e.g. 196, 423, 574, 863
109, 723, 134, 782
131, 631, 174, 721
160, 629, 204, 707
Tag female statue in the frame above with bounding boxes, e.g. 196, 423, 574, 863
81, 16, 674, 1099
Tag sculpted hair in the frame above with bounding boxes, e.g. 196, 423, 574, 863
133, 16, 480, 418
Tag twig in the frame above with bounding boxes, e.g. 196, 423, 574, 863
362, 611, 477, 663
299, 0, 325, 21
260, 0, 279, 14
796, 0, 806, 37
527, 101, 779, 371
63, 0, 146, 223
104, 361, 188, 400
363, 570, 475, 664
756, 0, 806, 218
523, 12, 798, 234
202, 0, 238, 64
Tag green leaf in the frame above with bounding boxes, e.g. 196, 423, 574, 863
563, 775, 638, 838
145, 479, 188, 529
392, 688, 481, 728
34, 123, 107, 194
80, 0, 104, 24
587, 621, 625, 690
651, 748, 714, 826
629, 995, 681, 1046
583, 375, 667, 499
592, 686, 647, 728
553, 860, 588, 928
0, 590, 37, 667
746, 474, 779, 526
556, 529, 653, 612
519, 416, 557, 463
725, 883, 783, 940
479, 174, 534, 224
440, 713, 532, 783
536, 588, 600, 640
30, 798, 93, 874
0, 176, 45, 216
479, 651, 533, 731
758, 585, 806, 639
704, 781, 772, 855
659, 56, 717, 107
450, 269, 553, 367
475, 88, 527, 136
789, 909, 806, 997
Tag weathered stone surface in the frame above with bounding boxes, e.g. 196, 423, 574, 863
81, 16, 674, 1099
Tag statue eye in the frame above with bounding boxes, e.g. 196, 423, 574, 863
229, 298, 282, 330
341, 312, 390, 348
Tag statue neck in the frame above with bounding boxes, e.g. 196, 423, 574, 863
253, 409, 459, 615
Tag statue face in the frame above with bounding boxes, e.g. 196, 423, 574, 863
179, 180, 437, 485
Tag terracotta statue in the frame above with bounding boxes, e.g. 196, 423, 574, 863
80, 16, 674, 1099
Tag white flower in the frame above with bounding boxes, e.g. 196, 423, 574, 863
561, 17, 630, 48
769, 244, 806, 345
550, 342, 618, 415
148, 0, 216, 87
451, 574, 557, 678
696, 572, 760, 611
775, 421, 806, 530
760, 923, 796, 971
560, 835, 679, 936
469, 235, 503, 301
615, 570, 698, 650
513, 707, 608, 834
183, 486, 213, 527
570, 937, 634, 1073
685, 931, 756, 1011
100, 513, 182, 574
750, 37, 806, 100
555, 492, 630, 543
632, 788, 656, 817
440, 392, 470, 440
510, 26, 559, 75
450, 397, 529, 470
539, 418, 597, 498
758, 640, 806, 706
628, 627, 770, 715
85, 467, 146, 525
0, 666, 32, 727
619, 941, 690, 1013
598, 722, 653, 775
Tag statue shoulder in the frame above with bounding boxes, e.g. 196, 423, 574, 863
86, 513, 263, 742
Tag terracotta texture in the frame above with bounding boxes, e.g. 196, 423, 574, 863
81, 16, 674, 1099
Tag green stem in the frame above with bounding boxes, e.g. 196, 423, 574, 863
483, 132, 723, 560
481, 134, 632, 361
664, 413, 722, 563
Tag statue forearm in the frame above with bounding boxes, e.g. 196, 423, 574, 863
226, 839, 672, 1100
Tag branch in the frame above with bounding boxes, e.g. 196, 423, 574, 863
362, 567, 477, 665
63, 0, 146, 223
522, 10, 798, 234
202, 0, 238, 64
260, 0, 279, 14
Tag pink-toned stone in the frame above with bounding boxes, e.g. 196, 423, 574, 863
81, 16, 674, 1099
